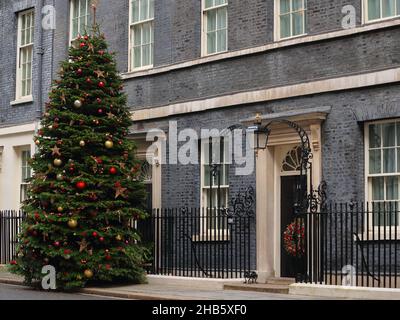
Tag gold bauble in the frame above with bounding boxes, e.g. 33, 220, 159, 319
79, 140, 86, 147
35, 140, 40, 145
84, 269, 93, 279
53, 159, 63, 167
68, 219, 78, 229
115, 234, 122, 241
57, 207, 64, 213
56, 174, 64, 181
105, 140, 114, 149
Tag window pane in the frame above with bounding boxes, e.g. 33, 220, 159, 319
204, 165, 211, 186
280, 0, 290, 14
133, 47, 141, 68
397, 0, 400, 14
134, 26, 142, 46
370, 149, 381, 174
207, 10, 217, 32
21, 80, 26, 97
383, 123, 395, 147
205, 0, 214, 9
217, 29, 227, 52
383, 148, 396, 173
217, 7, 227, 29
292, 12, 304, 35
142, 44, 151, 66
292, 0, 304, 11
140, 0, 149, 20
132, 0, 140, 22
142, 22, 151, 44
149, 0, 154, 18
26, 79, 31, 96
368, 0, 381, 20
215, 0, 227, 6
72, 0, 79, 18
280, 14, 291, 38
72, 19, 78, 38
79, 17, 86, 35
387, 176, 399, 200
21, 26, 26, 46
80, 0, 87, 17
372, 177, 384, 200
369, 124, 381, 148
207, 31, 216, 54
223, 164, 229, 185
382, 0, 396, 17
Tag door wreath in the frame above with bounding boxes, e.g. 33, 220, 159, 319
283, 219, 305, 257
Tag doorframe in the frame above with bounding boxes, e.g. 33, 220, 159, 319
255, 119, 323, 282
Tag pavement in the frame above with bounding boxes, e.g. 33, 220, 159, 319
0, 283, 124, 300
0, 267, 333, 300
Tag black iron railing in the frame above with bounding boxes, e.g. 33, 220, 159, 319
298, 202, 400, 288
138, 208, 256, 279
0, 211, 24, 265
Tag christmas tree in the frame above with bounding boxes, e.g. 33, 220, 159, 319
9, 25, 148, 290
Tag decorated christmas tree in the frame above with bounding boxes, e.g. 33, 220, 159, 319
9, 25, 148, 290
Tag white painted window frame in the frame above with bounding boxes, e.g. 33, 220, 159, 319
363, 0, 400, 24
19, 148, 32, 204
15, 9, 34, 102
128, 0, 154, 72
364, 119, 400, 237
69, 0, 91, 43
197, 138, 230, 240
201, 0, 228, 57
274, 0, 307, 41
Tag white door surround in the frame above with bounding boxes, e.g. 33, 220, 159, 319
255, 117, 324, 283
133, 136, 162, 209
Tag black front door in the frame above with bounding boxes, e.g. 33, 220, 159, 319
280, 175, 298, 278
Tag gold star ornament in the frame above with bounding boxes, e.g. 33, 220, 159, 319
51, 145, 61, 157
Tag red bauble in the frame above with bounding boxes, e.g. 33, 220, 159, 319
92, 232, 98, 237
34, 213, 40, 221
96, 98, 102, 104
84, 35, 89, 40
99, 237, 105, 242
98, 81, 105, 88
98, 50, 104, 55
76, 181, 86, 190
80, 42, 86, 48
105, 255, 111, 261
98, 108, 103, 114
86, 78, 92, 83
105, 264, 111, 270
76, 68, 83, 75
54, 241, 60, 247
109, 167, 117, 175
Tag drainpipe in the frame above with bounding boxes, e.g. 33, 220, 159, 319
35, 0, 45, 150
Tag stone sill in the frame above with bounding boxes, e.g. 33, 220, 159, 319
10, 96, 33, 106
